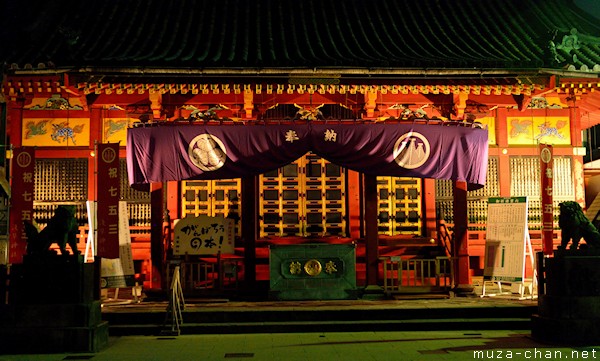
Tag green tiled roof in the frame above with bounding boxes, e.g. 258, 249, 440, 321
3, 0, 600, 72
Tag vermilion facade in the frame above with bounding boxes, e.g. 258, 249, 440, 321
2, 0, 600, 294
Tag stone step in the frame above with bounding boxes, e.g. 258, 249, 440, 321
108, 317, 531, 336
102, 299, 536, 336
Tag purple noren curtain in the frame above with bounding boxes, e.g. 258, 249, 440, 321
127, 123, 488, 190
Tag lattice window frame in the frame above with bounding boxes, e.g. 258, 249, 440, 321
259, 153, 346, 237
509, 156, 574, 229
120, 159, 151, 229
181, 178, 242, 236
435, 157, 500, 227
377, 177, 422, 236
33, 158, 88, 226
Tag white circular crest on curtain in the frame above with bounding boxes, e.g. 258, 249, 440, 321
188, 134, 227, 171
393, 131, 431, 169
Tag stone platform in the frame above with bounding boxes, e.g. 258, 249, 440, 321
532, 249, 600, 345
0, 255, 108, 353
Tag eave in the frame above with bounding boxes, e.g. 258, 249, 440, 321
4, 66, 555, 98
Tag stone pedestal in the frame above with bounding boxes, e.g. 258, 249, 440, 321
0, 255, 108, 353
269, 244, 357, 300
532, 250, 600, 345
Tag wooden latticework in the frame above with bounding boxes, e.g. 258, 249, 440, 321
435, 157, 499, 228
435, 155, 576, 230
33, 158, 88, 225
120, 159, 151, 229
259, 153, 346, 237
510, 156, 574, 228
181, 179, 241, 236
377, 177, 422, 236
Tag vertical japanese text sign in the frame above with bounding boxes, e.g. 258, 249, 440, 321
540, 144, 554, 256
96, 143, 120, 259
9, 147, 35, 264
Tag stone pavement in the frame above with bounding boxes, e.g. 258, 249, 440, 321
0, 281, 567, 360
1, 330, 598, 361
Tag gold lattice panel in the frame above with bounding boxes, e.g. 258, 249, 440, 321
259, 153, 346, 237
34, 159, 88, 225
377, 177, 421, 236
183, 180, 211, 215
181, 179, 242, 236
260, 160, 302, 237
304, 153, 345, 236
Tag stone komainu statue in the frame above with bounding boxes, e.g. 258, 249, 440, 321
24, 205, 80, 256
558, 201, 600, 250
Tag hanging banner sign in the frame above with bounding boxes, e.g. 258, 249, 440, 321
127, 123, 488, 190
540, 144, 554, 256
9, 147, 35, 264
96, 142, 120, 259
97, 201, 135, 288
484, 197, 529, 282
173, 215, 235, 255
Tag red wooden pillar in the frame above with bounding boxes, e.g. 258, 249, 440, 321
570, 105, 582, 147
569, 105, 586, 205
422, 178, 437, 238
7, 97, 24, 148
164, 180, 179, 261
495, 107, 511, 197
346, 170, 361, 239
88, 106, 102, 201
165, 181, 179, 226
241, 175, 258, 289
452, 180, 471, 289
150, 182, 165, 290
363, 173, 379, 287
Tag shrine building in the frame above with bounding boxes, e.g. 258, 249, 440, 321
2, 0, 600, 298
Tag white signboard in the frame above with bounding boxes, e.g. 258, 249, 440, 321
173, 215, 234, 255
484, 197, 528, 282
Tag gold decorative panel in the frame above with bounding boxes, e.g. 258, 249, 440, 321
478, 116, 496, 145
507, 116, 570, 145
24, 95, 85, 110
103, 118, 129, 144
23, 118, 90, 147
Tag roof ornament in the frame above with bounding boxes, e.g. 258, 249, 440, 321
548, 27, 600, 72
293, 103, 324, 121
182, 104, 230, 122
58, 25, 81, 46
387, 104, 431, 121
556, 28, 581, 54
27, 95, 83, 110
